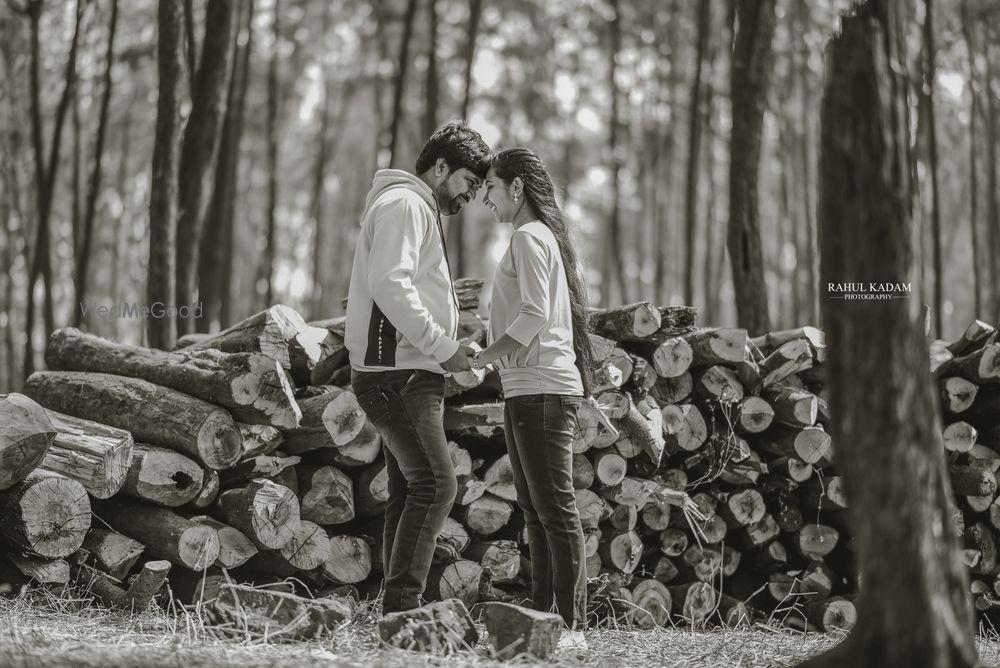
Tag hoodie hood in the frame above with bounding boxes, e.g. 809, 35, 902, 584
362, 169, 438, 216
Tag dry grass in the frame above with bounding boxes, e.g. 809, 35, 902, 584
2, 588, 1000, 668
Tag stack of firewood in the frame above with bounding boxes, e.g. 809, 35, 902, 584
1, 280, 997, 634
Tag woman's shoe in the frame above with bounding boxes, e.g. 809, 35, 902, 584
556, 629, 588, 651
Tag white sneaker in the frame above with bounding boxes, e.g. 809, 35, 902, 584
556, 629, 588, 651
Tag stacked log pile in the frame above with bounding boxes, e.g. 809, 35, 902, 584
2, 288, 997, 635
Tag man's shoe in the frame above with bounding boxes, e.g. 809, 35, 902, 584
556, 629, 588, 651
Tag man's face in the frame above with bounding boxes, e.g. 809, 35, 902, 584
437, 167, 482, 216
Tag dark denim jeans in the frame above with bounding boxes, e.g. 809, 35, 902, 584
352, 368, 457, 613
503, 393, 587, 629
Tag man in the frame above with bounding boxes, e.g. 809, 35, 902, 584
345, 121, 491, 613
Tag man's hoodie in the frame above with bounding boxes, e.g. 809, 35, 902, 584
345, 169, 460, 373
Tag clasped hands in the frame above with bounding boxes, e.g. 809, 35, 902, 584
441, 344, 482, 373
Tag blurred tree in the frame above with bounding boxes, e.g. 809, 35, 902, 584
175, 0, 237, 335
922, 0, 943, 339
388, 0, 419, 167
728, 0, 775, 336
683, 0, 710, 306
148, 0, 186, 350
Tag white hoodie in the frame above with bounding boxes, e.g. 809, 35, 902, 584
345, 169, 460, 373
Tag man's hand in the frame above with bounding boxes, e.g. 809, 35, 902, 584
442, 344, 474, 373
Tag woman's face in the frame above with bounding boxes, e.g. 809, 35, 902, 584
482, 167, 516, 223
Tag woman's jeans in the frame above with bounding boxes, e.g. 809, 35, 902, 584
503, 393, 587, 628
352, 368, 457, 613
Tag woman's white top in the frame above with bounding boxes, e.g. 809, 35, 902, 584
488, 221, 584, 398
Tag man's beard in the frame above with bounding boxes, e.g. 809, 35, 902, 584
437, 184, 470, 216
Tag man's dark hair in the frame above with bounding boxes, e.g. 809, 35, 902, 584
414, 121, 491, 179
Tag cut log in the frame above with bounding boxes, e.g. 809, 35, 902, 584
627, 355, 659, 392
455, 474, 487, 505
4, 554, 70, 590
120, 443, 202, 507
575, 489, 611, 529
286, 325, 331, 387
762, 387, 818, 427
758, 339, 814, 388
23, 371, 242, 470
316, 420, 382, 468
455, 493, 512, 536
691, 515, 728, 544
591, 450, 628, 486
609, 503, 638, 532
0, 393, 57, 491
661, 403, 708, 452
731, 513, 781, 550
221, 453, 301, 489
324, 534, 372, 584
213, 479, 301, 549
803, 596, 857, 632
598, 530, 643, 573
620, 396, 665, 465
650, 337, 694, 378
243, 519, 331, 574
238, 423, 284, 458
483, 602, 562, 659
658, 528, 689, 557
693, 365, 744, 403
947, 320, 996, 357
652, 556, 679, 584
308, 328, 348, 387
676, 545, 723, 582
574, 399, 620, 451
75, 557, 172, 611
296, 464, 354, 525
177, 304, 307, 369
943, 421, 978, 453
757, 425, 831, 465
590, 302, 662, 342
37, 410, 132, 499
378, 599, 478, 653
448, 441, 473, 477
184, 469, 221, 510
801, 476, 848, 510
630, 578, 673, 629
684, 328, 748, 366
751, 327, 826, 358
715, 593, 752, 627
796, 523, 840, 560
770, 457, 813, 482
735, 396, 774, 434
669, 582, 717, 624
595, 390, 631, 419
940, 376, 978, 414
45, 327, 301, 429
282, 387, 366, 453
209, 582, 354, 640
967, 523, 998, 575
949, 461, 998, 497
935, 343, 1000, 385
465, 540, 520, 584
94, 498, 219, 570
190, 516, 258, 569
600, 476, 659, 507
483, 455, 517, 502
425, 559, 484, 608
82, 528, 145, 580
436, 517, 472, 560
718, 489, 766, 528
352, 460, 389, 518
651, 372, 693, 405
444, 401, 505, 437
571, 453, 595, 490
0, 470, 90, 558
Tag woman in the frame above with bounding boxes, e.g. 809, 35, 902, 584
472, 148, 594, 647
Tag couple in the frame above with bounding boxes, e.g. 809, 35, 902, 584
345, 121, 593, 648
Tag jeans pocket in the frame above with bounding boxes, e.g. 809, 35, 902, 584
355, 385, 391, 425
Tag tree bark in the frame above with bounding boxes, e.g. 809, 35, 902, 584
683, 0, 710, 306
175, 0, 236, 336
799, 2, 977, 664
388, 0, 418, 167
959, 0, 982, 318
200, 0, 254, 332
921, 0, 943, 339
23, 0, 86, 376
423, 0, 438, 140
148, 0, 186, 350
74, 0, 119, 326
727, 0, 776, 336
259, 0, 280, 308
604, 0, 626, 306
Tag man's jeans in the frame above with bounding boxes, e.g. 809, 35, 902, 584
503, 394, 587, 628
352, 368, 457, 613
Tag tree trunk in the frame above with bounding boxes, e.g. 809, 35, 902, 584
200, 0, 254, 332
388, 0, 419, 167
258, 0, 280, 308
982, 24, 1000, 322
727, 0, 776, 336
799, 2, 977, 665
175, 0, 237, 336
959, 0, 982, 318
922, 0, 943, 339
148, 0, 186, 351
604, 0, 626, 306
22, 370, 242, 470
23, 0, 86, 376
423, 0, 438, 139
683, 0, 710, 306
74, 0, 119, 326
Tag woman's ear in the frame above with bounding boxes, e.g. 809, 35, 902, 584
512, 176, 524, 200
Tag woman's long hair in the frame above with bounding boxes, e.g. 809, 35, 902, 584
492, 148, 595, 396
